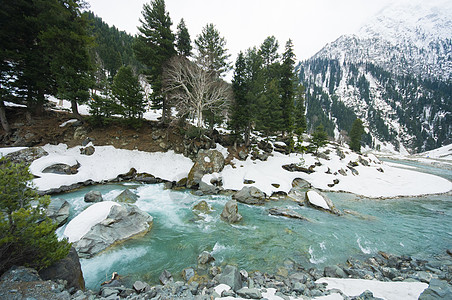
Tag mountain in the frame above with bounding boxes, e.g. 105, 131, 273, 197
299, 0, 452, 153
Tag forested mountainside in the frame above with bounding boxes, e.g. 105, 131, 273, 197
299, 0, 452, 153
84, 12, 141, 82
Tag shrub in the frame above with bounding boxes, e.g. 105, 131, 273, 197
0, 158, 71, 274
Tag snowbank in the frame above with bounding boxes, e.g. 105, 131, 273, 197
205, 144, 452, 198
316, 277, 428, 300
29, 144, 193, 191
64, 201, 120, 243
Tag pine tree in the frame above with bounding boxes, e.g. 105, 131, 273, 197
0, 158, 71, 274
194, 23, 231, 77
230, 52, 250, 143
44, 0, 94, 121
280, 39, 297, 134
176, 18, 192, 57
309, 125, 328, 155
294, 84, 307, 136
349, 118, 365, 153
133, 0, 175, 122
111, 66, 146, 121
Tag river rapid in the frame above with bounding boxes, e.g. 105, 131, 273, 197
53, 159, 452, 290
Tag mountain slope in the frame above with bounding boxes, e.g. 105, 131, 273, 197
299, 0, 452, 153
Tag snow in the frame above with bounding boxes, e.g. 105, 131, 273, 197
4, 101, 27, 108
59, 119, 78, 127
64, 201, 120, 243
0, 147, 27, 157
204, 144, 452, 198
307, 191, 329, 210
215, 277, 427, 300
316, 277, 428, 300
417, 143, 452, 160
29, 144, 193, 192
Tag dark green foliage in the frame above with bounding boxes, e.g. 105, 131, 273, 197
134, 0, 176, 121
111, 66, 146, 121
0, 159, 71, 275
88, 94, 118, 126
195, 23, 231, 77
294, 85, 307, 136
84, 12, 141, 80
176, 18, 192, 57
230, 52, 249, 141
349, 119, 365, 152
309, 125, 328, 155
280, 39, 296, 134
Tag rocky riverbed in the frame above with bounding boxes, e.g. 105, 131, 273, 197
1, 250, 451, 299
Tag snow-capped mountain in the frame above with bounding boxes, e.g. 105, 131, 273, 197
299, 0, 452, 153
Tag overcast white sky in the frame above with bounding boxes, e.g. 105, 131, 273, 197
86, 0, 397, 62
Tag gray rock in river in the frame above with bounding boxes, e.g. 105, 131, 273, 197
46, 198, 70, 227
84, 190, 103, 203
419, 278, 452, 299
114, 189, 139, 203
268, 207, 309, 221
305, 189, 341, 215
233, 186, 266, 205
74, 204, 153, 258
220, 200, 243, 223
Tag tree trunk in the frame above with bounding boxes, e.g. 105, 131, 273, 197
0, 101, 11, 134
71, 100, 83, 121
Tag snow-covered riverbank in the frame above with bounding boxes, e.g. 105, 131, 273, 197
9, 142, 450, 198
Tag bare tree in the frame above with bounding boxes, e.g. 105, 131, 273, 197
163, 56, 232, 128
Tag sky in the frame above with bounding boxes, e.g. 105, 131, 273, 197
86, 0, 398, 62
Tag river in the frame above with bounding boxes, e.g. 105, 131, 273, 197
53, 159, 452, 290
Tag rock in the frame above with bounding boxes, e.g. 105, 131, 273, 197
236, 287, 262, 299
73, 204, 153, 258
42, 162, 80, 175
282, 163, 314, 174
182, 268, 195, 282
3, 147, 48, 165
336, 148, 346, 159
187, 150, 225, 188
220, 200, 243, 223
377, 167, 384, 173
353, 290, 384, 300
197, 251, 215, 269
244, 179, 255, 184
348, 166, 359, 176
305, 190, 341, 215
359, 156, 370, 166
419, 278, 452, 299
84, 190, 103, 203
101, 287, 119, 298
117, 168, 137, 180
46, 198, 70, 227
114, 189, 139, 203
348, 161, 359, 167
39, 247, 85, 291
79, 145, 95, 156
199, 181, 219, 195
258, 141, 273, 153
338, 168, 347, 176
159, 270, 173, 285
1, 266, 41, 282
238, 150, 248, 160
268, 208, 308, 221
317, 152, 330, 160
133, 280, 151, 293
136, 173, 160, 183
324, 265, 346, 278
73, 127, 88, 140
218, 265, 243, 291
233, 186, 266, 205
193, 200, 212, 214
81, 137, 93, 146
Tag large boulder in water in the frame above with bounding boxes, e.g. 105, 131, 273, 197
65, 202, 153, 258
39, 247, 85, 292
220, 200, 242, 223
84, 190, 103, 203
186, 149, 225, 188
305, 190, 341, 215
46, 198, 70, 227
233, 186, 266, 205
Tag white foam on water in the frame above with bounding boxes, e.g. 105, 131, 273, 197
356, 235, 373, 254
320, 241, 327, 250
309, 245, 326, 264
212, 242, 231, 255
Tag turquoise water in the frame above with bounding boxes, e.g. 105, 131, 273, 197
53, 162, 452, 290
